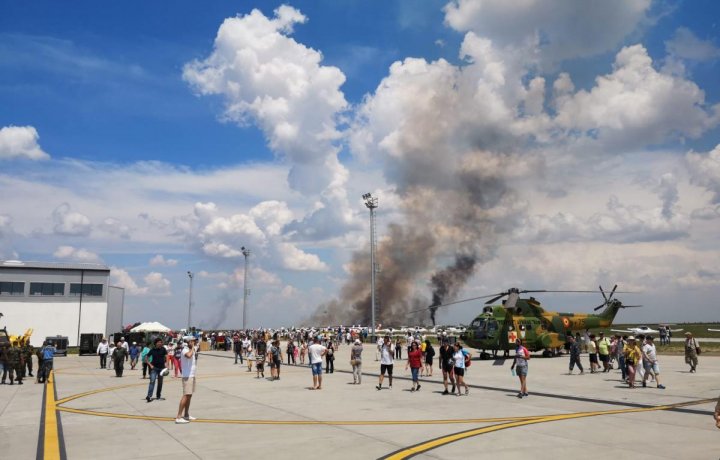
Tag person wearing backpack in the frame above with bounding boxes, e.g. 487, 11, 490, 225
510, 339, 530, 398
424, 340, 435, 377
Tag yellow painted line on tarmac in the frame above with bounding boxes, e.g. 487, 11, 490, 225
381, 398, 716, 460
43, 371, 62, 460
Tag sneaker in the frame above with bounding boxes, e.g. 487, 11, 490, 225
410, 388, 415, 392
146, 396, 152, 403
657, 384, 666, 389
175, 418, 189, 424
184, 415, 197, 421
642, 381, 646, 388
517, 392, 523, 398
522, 392, 528, 397
416, 384, 421, 391
442, 389, 449, 395
376, 385, 381, 390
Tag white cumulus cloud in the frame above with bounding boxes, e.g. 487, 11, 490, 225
52, 203, 92, 236
110, 266, 171, 296
53, 245, 102, 263
149, 254, 178, 267
0, 125, 50, 160
665, 27, 720, 61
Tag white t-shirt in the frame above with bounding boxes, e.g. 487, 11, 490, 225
242, 338, 251, 351
181, 346, 197, 378
642, 343, 657, 362
453, 351, 465, 369
380, 343, 394, 365
308, 343, 326, 364
97, 342, 108, 354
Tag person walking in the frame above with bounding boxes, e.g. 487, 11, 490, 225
684, 332, 700, 373
22, 342, 34, 379
129, 342, 140, 370
510, 339, 530, 398
286, 340, 296, 365
40, 341, 56, 383
97, 337, 109, 369
588, 334, 599, 373
614, 335, 626, 381
438, 339, 456, 395
269, 340, 282, 381
172, 342, 183, 378
597, 332, 611, 372
424, 339, 435, 377
395, 338, 402, 360
641, 336, 665, 389
145, 338, 168, 402
325, 342, 335, 373
406, 341, 423, 392
350, 339, 363, 384
567, 335, 584, 374
299, 340, 308, 365
140, 342, 151, 379
175, 336, 198, 424
0, 343, 9, 384
308, 336, 327, 390
452, 343, 468, 396
624, 336, 641, 388
233, 334, 243, 365
107, 341, 116, 370
112, 342, 128, 377
376, 336, 395, 390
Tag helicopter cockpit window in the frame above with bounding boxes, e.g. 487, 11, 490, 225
486, 320, 499, 336
470, 318, 485, 329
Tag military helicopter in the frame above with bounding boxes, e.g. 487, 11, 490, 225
422, 285, 639, 358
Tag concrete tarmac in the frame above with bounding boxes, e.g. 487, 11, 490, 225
1, 346, 718, 460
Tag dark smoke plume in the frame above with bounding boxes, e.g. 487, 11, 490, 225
429, 253, 477, 325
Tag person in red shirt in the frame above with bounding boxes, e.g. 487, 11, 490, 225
405, 341, 423, 392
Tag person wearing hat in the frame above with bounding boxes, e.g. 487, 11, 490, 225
175, 336, 198, 424
129, 342, 140, 370
350, 339, 363, 384
684, 332, 700, 373
623, 336, 641, 388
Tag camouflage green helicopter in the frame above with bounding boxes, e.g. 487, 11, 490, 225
431, 286, 640, 358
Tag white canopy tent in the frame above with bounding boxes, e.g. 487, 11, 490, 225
130, 321, 172, 333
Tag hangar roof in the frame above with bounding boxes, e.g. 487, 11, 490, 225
0, 260, 110, 272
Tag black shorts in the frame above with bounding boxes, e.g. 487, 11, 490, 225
442, 364, 454, 373
599, 354, 609, 363
271, 358, 281, 368
589, 353, 598, 363
256, 361, 265, 370
425, 357, 433, 366
454, 367, 465, 377
380, 364, 393, 376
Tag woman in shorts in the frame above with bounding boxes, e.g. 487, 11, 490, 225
510, 339, 530, 398
452, 343, 468, 396
424, 339, 435, 377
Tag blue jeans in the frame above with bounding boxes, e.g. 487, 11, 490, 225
411, 367, 419, 382
146, 368, 164, 398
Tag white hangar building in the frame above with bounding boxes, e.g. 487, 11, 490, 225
0, 260, 124, 347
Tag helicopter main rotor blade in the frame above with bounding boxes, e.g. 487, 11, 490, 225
408, 293, 505, 314
484, 293, 507, 305
608, 284, 618, 300
599, 285, 608, 302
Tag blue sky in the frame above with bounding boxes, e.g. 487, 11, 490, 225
1, 1, 720, 329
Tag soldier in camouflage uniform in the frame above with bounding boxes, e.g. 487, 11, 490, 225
7, 341, 25, 384
21, 343, 34, 378
0, 343, 9, 384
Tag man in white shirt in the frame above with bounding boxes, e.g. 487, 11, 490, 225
175, 336, 198, 424
376, 336, 395, 390
242, 336, 251, 356
307, 336, 327, 390
642, 336, 665, 389
96, 338, 109, 369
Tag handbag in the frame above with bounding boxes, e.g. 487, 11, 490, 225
350, 359, 357, 366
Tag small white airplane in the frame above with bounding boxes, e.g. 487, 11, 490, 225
708, 328, 720, 332
612, 325, 683, 335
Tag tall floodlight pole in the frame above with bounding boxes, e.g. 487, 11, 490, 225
187, 271, 193, 331
242, 246, 250, 330
362, 193, 379, 340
